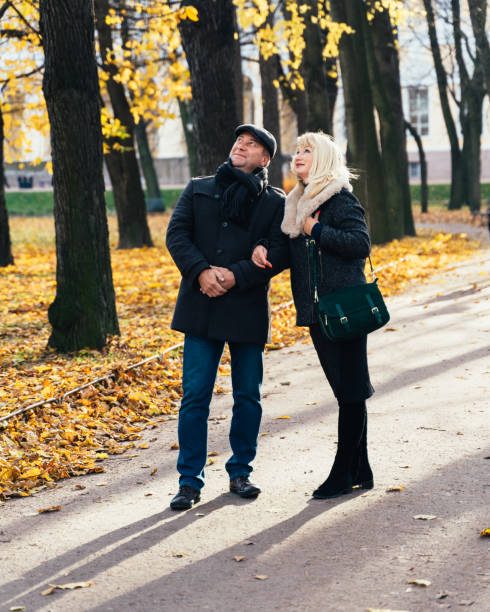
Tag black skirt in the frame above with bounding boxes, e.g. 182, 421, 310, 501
309, 324, 374, 404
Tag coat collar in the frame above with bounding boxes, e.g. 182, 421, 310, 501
281, 177, 352, 238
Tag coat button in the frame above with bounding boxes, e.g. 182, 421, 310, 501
216, 248, 223, 254
222, 221, 228, 228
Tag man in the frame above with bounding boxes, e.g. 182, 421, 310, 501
166, 124, 288, 510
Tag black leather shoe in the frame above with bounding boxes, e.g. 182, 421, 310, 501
229, 475, 261, 498
170, 485, 200, 511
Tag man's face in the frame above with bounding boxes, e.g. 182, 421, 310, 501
229, 132, 269, 174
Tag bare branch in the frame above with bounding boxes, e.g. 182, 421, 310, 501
0, 63, 43, 85
8, 1, 39, 36
0, 28, 25, 38
0, 1, 10, 22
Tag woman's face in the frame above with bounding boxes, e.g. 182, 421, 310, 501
293, 144, 314, 181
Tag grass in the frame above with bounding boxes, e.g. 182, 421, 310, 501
410, 183, 490, 207
6, 184, 490, 216
6, 188, 184, 216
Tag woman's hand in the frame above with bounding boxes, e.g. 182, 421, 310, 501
304, 211, 320, 236
251, 245, 272, 269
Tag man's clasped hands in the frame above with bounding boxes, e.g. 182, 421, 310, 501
198, 266, 236, 297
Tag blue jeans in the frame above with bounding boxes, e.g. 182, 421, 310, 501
177, 334, 264, 491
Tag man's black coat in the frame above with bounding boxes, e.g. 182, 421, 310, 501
166, 175, 289, 345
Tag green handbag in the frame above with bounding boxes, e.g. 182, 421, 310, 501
308, 239, 390, 342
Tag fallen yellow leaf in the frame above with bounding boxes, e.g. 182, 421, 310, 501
408, 578, 431, 587
42, 581, 92, 595
37, 505, 61, 514
21, 467, 42, 480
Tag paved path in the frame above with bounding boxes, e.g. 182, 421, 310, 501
1, 243, 489, 612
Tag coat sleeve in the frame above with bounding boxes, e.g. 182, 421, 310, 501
317, 193, 371, 259
229, 201, 290, 291
165, 181, 210, 283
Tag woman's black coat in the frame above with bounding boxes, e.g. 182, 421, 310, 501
289, 188, 371, 326
286, 187, 374, 402
166, 176, 289, 345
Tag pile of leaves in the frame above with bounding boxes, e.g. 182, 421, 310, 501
0, 213, 482, 499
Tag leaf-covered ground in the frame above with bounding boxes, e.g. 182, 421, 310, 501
0, 209, 483, 499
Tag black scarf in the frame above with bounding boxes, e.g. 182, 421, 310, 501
215, 159, 268, 228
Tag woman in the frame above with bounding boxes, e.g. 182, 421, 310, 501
252, 132, 374, 499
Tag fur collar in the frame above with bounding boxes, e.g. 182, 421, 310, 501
281, 178, 352, 238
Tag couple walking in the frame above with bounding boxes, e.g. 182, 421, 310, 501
165, 124, 374, 511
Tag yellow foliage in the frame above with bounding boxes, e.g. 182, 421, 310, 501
1, 0, 194, 162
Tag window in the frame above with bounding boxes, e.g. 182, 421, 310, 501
409, 161, 421, 179
408, 87, 429, 136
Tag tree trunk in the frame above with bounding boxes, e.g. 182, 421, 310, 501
467, 0, 490, 95
119, 13, 163, 212
302, 0, 334, 134
330, 0, 390, 244
460, 81, 485, 210
405, 121, 428, 213
422, 0, 464, 209
94, 0, 153, 248
178, 98, 199, 177
452, 0, 486, 211
178, 0, 243, 174
363, 5, 415, 237
277, 58, 307, 135
39, 0, 119, 351
135, 118, 164, 212
0, 104, 13, 267
259, 38, 283, 188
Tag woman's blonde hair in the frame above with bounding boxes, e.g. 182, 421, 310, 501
291, 132, 356, 197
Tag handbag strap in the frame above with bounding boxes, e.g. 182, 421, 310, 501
308, 239, 319, 304
308, 238, 377, 298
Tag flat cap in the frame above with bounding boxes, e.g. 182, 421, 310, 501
235, 124, 277, 159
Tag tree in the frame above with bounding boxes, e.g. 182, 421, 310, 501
467, 0, 490, 96
39, 0, 119, 351
178, 0, 243, 174
178, 98, 198, 176
422, 0, 487, 210
0, 103, 13, 266
120, 13, 163, 212
330, 0, 390, 243
328, 0, 415, 242
451, 0, 486, 210
362, 3, 415, 237
405, 120, 428, 213
94, 0, 153, 248
0, 0, 46, 267
258, 9, 282, 186
422, 0, 464, 209
300, 0, 337, 134
236, 0, 338, 142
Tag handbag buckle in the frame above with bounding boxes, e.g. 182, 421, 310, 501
371, 307, 379, 314
340, 316, 348, 326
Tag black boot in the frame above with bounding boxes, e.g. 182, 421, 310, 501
312, 451, 353, 499
351, 411, 374, 489
313, 400, 365, 500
